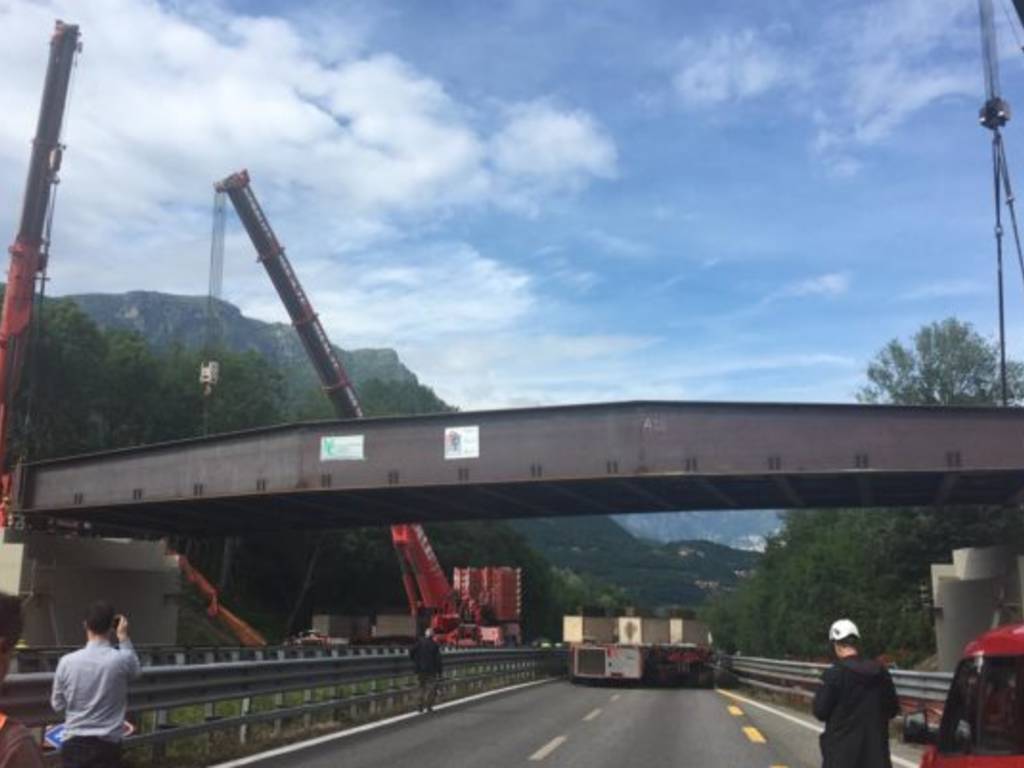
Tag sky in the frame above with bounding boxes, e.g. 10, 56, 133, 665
1, 0, 1023, 410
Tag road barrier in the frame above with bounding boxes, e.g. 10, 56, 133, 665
11, 643, 422, 674
3, 647, 566, 764
721, 655, 952, 704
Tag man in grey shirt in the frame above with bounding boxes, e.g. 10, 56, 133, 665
51, 602, 140, 768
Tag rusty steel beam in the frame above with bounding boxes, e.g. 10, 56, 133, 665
12, 401, 1024, 535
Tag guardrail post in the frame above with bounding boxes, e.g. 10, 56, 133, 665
152, 708, 168, 761
302, 687, 313, 730
271, 692, 284, 736
238, 696, 252, 745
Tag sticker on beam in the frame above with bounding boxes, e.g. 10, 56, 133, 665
444, 426, 480, 460
320, 435, 365, 461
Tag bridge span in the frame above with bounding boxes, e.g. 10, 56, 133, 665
12, 400, 1024, 535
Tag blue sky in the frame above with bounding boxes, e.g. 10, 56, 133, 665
1, 0, 1022, 409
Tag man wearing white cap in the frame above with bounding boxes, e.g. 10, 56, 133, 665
812, 619, 899, 768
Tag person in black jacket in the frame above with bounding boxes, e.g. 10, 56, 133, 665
813, 619, 900, 768
409, 628, 443, 713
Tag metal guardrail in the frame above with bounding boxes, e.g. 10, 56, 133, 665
3, 647, 566, 761
721, 655, 953, 703
11, 643, 430, 674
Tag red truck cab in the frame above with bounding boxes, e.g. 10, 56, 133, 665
906, 624, 1024, 767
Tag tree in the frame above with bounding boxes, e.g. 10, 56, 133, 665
858, 317, 1024, 405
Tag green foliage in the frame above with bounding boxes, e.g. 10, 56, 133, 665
858, 317, 1024, 405
510, 516, 759, 609
707, 317, 1024, 662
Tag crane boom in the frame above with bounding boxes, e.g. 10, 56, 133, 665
214, 171, 362, 419
0, 21, 80, 524
216, 169, 464, 639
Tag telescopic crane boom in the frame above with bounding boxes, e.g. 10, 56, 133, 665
215, 170, 472, 642
213, 171, 362, 419
0, 21, 80, 525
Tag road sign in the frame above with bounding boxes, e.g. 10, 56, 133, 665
44, 721, 134, 750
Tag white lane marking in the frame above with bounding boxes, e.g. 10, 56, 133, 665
209, 677, 557, 768
717, 689, 917, 768
583, 707, 602, 721
529, 735, 568, 761
610, 693, 621, 702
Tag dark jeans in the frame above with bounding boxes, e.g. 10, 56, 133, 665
62, 737, 122, 768
417, 672, 439, 711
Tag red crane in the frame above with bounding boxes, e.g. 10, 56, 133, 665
215, 169, 506, 644
0, 21, 81, 527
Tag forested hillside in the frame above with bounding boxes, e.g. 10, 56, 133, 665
510, 516, 758, 609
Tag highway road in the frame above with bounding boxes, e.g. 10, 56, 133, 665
211, 680, 926, 768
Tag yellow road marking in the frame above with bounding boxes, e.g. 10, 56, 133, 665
727, 705, 743, 716
583, 707, 602, 721
743, 726, 766, 744
771, 765, 789, 768
529, 736, 567, 761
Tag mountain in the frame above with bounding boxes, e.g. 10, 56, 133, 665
509, 515, 759, 609
614, 510, 782, 550
66, 290, 422, 409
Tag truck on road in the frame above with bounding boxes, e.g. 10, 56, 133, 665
565, 615, 715, 687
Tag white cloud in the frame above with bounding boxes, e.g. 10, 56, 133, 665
901, 279, 988, 301
673, 29, 799, 107
809, 0, 980, 172
234, 243, 535, 346
782, 272, 850, 298
581, 228, 647, 258
672, 1, 983, 176
490, 101, 616, 201
0, 0, 617, 296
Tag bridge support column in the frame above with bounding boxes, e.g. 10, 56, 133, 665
0, 530, 180, 645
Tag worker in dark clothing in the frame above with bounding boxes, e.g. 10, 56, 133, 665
409, 628, 443, 713
813, 618, 900, 768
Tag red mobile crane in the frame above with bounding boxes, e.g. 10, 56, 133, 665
0, 21, 80, 528
214, 170, 521, 646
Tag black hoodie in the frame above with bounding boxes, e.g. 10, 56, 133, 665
812, 656, 900, 768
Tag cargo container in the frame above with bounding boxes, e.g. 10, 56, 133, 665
312, 614, 371, 641
566, 615, 714, 687
374, 613, 416, 638
563, 616, 616, 644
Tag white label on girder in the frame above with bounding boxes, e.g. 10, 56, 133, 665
444, 426, 480, 460
320, 435, 364, 461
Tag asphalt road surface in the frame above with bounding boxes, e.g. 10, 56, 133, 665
214, 679, 926, 768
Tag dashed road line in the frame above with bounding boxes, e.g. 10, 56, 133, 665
583, 707, 602, 721
743, 726, 767, 743
727, 705, 744, 716
610, 693, 621, 702
717, 689, 918, 768
529, 735, 568, 761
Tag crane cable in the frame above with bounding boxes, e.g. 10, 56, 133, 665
1000, 0, 1024, 53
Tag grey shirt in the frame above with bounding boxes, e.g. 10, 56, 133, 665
51, 638, 140, 741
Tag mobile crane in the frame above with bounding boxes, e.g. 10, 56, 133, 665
215, 170, 521, 645
0, 21, 80, 528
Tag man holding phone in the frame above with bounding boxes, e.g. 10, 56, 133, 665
51, 601, 140, 768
